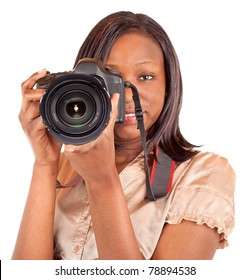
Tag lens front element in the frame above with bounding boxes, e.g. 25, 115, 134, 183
66, 100, 86, 119
58, 91, 96, 127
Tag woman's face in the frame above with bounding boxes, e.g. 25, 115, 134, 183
106, 32, 166, 142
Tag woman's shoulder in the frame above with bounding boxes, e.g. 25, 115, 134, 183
175, 151, 236, 196
191, 150, 233, 165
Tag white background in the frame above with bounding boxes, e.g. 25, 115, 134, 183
0, 0, 248, 270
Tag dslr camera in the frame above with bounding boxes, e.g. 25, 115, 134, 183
37, 58, 125, 145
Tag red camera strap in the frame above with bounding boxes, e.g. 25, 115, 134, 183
150, 146, 175, 199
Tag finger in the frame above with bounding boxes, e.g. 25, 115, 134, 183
108, 93, 120, 129
19, 111, 45, 138
20, 69, 47, 114
20, 88, 45, 114
19, 104, 44, 133
21, 69, 47, 91
22, 89, 44, 102
64, 140, 95, 154
20, 100, 40, 122
33, 115, 47, 133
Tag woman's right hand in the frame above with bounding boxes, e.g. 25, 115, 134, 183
19, 70, 62, 167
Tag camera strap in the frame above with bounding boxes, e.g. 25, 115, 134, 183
124, 82, 175, 201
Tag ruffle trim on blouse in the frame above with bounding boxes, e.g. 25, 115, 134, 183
164, 152, 236, 249
166, 211, 234, 248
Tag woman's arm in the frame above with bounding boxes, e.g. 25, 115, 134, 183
12, 70, 62, 259
152, 220, 220, 260
85, 172, 144, 260
12, 163, 58, 259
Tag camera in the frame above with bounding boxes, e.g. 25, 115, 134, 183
37, 58, 125, 145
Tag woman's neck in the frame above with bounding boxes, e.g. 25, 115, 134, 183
115, 138, 143, 173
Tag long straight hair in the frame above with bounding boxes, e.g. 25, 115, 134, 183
74, 11, 199, 162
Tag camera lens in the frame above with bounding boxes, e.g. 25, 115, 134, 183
39, 74, 111, 145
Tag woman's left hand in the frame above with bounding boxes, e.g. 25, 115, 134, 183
64, 93, 119, 183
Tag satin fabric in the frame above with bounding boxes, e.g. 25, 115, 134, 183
53, 151, 235, 259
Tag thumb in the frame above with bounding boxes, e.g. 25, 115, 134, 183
108, 93, 120, 127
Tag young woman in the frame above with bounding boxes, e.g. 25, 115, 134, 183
12, 11, 235, 260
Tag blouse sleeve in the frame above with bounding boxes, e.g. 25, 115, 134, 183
57, 152, 78, 186
165, 152, 236, 248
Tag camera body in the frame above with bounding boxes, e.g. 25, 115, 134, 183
37, 58, 125, 145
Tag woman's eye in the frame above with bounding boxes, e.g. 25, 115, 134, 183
138, 74, 154, 81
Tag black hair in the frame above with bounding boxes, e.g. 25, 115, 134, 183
75, 11, 199, 162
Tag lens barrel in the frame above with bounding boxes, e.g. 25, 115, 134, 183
40, 74, 111, 145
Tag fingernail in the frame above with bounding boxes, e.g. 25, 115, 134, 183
38, 69, 47, 74
65, 145, 75, 152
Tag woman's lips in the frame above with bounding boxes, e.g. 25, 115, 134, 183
123, 110, 144, 124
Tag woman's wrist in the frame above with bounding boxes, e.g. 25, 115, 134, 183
84, 167, 120, 190
32, 161, 60, 192
33, 160, 60, 176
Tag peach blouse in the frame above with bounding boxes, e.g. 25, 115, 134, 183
53, 151, 235, 260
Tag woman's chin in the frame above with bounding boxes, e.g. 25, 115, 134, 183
114, 123, 141, 141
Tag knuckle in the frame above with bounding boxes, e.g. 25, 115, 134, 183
21, 80, 27, 89
64, 144, 92, 156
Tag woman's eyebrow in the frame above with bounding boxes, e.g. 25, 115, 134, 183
136, 60, 155, 66
106, 61, 155, 68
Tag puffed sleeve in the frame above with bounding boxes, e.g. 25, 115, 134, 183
166, 152, 235, 248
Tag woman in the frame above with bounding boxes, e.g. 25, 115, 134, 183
13, 11, 235, 260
